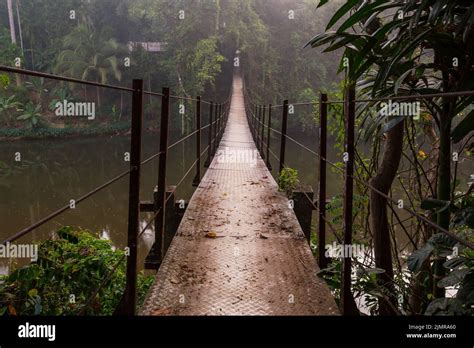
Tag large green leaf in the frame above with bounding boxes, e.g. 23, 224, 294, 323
326, 0, 360, 31
337, 2, 400, 33
456, 272, 474, 304
437, 269, 469, 288
451, 110, 474, 144
407, 243, 434, 272
317, 0, 329, 8
425, 298, 467, 315
443, 257, 466, 270
420, 198, 450, 211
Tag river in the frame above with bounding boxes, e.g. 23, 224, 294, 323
0, 126, 472, 274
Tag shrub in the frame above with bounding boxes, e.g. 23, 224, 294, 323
278, 167, 299, 198
0, 227, 153, 315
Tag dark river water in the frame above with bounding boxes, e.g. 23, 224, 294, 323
0, 126, 472, 274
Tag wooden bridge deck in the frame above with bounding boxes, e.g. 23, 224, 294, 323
140, 75, 339, 315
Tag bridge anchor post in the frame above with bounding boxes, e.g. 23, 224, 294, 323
144, 186, 186, 269
292, 187, 313, 243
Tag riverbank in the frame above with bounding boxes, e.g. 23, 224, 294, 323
0, 122, 164, 141
0, 122, 131, 141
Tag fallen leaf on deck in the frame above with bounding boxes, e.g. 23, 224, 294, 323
206, 231, 217, 238
259, 233, 268, 239
170, 277, 180, 284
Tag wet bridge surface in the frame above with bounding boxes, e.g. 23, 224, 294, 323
140, 76, 339, 315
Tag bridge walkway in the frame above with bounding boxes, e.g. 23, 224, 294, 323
140, 75, 339, 315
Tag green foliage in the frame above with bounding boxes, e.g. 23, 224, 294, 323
0, 74, 10, 89
317, 260, 341, 301
409, 193, 474, 315
25, 77, 48, 97
0, 122, 130, 139
277, 167, 299, 198
308, 0, 474, 139
48, 87, 75, 111
326, 193, 369, 227
420, 193, 474, 230
0, 227, 153, 315
0, 95, 21, 126
0, 28, 21, 66
451, 110, 474, 144
177, 37, 225, 96
423, 247, 474, 316
16, 102, 44, 129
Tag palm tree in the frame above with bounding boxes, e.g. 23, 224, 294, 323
54, 25, 124, 109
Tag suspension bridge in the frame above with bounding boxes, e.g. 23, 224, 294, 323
1, 64, 473, 316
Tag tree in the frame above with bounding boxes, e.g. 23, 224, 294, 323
307, 0, 473, 314
54, 24, 124, 109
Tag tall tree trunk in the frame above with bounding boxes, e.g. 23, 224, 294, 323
410, 120, 439, 314
7, 0, 21, 86
370, 120, 404, 315
215, 0, 220, 34
15, 0, 24, 54
433, 95, 453, 298
7, 0, 16, 44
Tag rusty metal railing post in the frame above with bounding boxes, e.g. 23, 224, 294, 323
256, 105, 260, 144
260, 105, 266, 159
192, 96, 202, 186
256, 105, 259, 142
221, 102, 225, 139
341, 84, 358, 315
259, 105, 262, 147
279, 100, 289, 173
211, 102, 218, 157
204, 101, 214, 167
258, 105, 262, 152
216, 103, 221, 145
253, 105, 257, 140
153, 87, 170, 265
122, 79, 143, 315
218, 103, 223, 142
318, 93, 328, 269
266, 104, 272, 170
